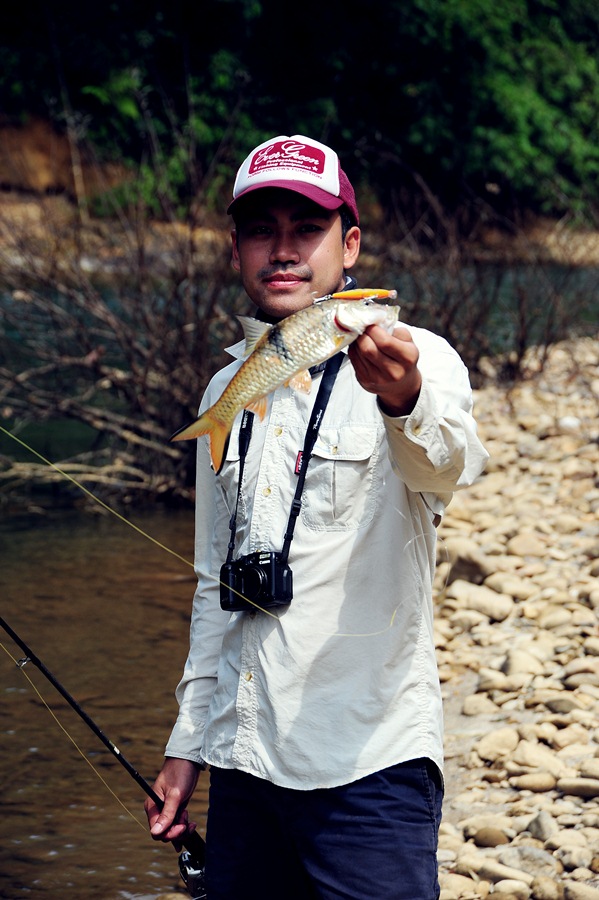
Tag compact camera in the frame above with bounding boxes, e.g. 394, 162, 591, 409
220, 551, 293, 612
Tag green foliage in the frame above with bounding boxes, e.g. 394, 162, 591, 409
1, 0, 598, 222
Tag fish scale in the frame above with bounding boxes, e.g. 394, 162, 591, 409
171, 292, 399, 473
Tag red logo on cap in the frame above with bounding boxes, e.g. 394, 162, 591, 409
249, 140, 326, 175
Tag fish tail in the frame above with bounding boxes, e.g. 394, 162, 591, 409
170, 409, 231, 473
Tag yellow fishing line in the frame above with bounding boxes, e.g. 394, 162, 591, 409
0, 424, 194, 570
0, 639, 147, 831
0, 425, 284, 618
0, 425, 406, 631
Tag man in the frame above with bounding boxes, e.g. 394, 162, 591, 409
145, 134, 488, 899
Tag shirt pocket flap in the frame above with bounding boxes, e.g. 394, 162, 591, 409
313, 425, 378, 461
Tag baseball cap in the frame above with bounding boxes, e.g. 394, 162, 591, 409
228, 134, 359, 225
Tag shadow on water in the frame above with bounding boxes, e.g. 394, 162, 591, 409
0, 507, 208, 899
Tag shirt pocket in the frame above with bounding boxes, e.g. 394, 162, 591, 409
301, 424, 382, 532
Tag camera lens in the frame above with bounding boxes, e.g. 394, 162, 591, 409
242, 564, 268, 601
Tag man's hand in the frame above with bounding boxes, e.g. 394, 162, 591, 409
144, 757, 201, 850
348, 324, 422, 416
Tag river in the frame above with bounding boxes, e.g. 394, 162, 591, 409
0, 507, 209, 899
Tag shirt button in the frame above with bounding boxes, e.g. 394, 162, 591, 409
244, 672, 253, 682
262, 486, 271, 497
274, 426, 283, 437
412, 423, 422, 435
331, 445, 338, 455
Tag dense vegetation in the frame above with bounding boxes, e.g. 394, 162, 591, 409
1, 1, 598, 507
2, 0, 599, 227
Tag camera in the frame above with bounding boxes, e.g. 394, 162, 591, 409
220, 551, 293, 612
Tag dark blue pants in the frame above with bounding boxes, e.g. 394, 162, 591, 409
205, 758, 443, 899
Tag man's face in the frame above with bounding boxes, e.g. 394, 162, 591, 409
231, 189, 360, 319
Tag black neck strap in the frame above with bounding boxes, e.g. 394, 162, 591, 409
225, 352, 344, 565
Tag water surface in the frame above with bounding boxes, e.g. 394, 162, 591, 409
0, 507, 208, 899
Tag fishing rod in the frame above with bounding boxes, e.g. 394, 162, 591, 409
0, 615, 207, 900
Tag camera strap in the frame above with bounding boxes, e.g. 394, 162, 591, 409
224, 408, 254, 565
224, 351, 344, 565
281, 351, 344, 559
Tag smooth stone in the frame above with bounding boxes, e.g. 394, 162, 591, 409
451, 608, 491, 631
510, 772, 557, 792
475, 727, 520, 763
474, 826, 511, 847
538, 607, 574, 629
565, 674, 599, 690
546, 695, 586, 714
564, 884, 599, 900
507, 533, 548, 557
564, 659, 599, 677
447, 580, 515, 621
554, 845, 593, 870
512, 741, 568, 779
503, 649, 546, 676
462, 693, 500, 716
546, 832, 590, 851
580, 760, 599, 781
551, 725, 591, 750
500, 846, 562, 879
557, 779, 599, 799
528, 810, 561, 842
493, 880, 532, 898
486, 571, 539, 600
460, 814, 515, 839
456, 854, 535, 886
531, 874, 565, 899
440, 872, 491, 898
478, 667, 510, 691
584, 638, 599, 657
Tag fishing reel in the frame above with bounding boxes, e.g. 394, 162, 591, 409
179, 850, 207, 900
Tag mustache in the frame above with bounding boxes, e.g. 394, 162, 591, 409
257, 265, 313, 280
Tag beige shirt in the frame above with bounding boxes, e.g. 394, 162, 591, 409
165, 325, 488, 788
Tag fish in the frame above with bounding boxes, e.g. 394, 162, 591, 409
170, 288, 400, 472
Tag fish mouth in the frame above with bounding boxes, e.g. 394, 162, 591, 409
334, 314, 355, 334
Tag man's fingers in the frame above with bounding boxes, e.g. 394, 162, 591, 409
393, 324, 412, 342
150, 806, 190, 841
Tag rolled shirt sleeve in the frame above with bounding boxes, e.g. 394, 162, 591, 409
381, 325, 489, 515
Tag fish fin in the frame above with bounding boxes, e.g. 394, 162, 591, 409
237, 316, 271, 356
245, 396, 269, 420
287, 369, 312, 394
170, 409, 230, 474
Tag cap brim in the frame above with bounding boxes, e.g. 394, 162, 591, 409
227, 180, 344, 216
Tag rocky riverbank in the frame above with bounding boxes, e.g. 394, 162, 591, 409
435, 335, 599, 899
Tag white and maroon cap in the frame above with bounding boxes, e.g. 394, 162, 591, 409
228, 134, 359, 224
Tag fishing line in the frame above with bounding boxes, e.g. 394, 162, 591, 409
0, 638, 147, 831
0, 427, 305, 622
0, 424, 407, 632
0, 616, 208, 898
0, 424, 194, 570
0, 425, 286, 618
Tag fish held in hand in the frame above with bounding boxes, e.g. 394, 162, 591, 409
170, 289, 400, 473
